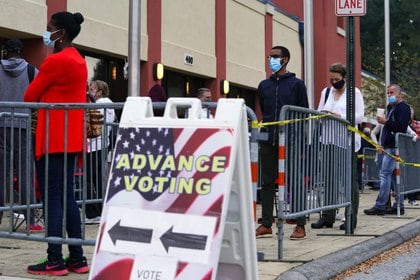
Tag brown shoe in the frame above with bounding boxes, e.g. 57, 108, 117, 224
256, 225, 272, 238
290, 225, 306, 240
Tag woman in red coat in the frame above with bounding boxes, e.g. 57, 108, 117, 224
24, 11, 89, 276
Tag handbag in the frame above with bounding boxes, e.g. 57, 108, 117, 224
86, 109, 103, 138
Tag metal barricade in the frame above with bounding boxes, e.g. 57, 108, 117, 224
0, 102, 123, 246
0, 111, 40, 233
362, 147, 380, 187
276, 105, 352, 259
0, 100, 260, 248
395, 133, 420, 200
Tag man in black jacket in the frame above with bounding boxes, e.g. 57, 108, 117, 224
364, 84, 411, 215
256, 46, 309, 239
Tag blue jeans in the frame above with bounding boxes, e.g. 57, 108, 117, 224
374, 149, 404, 210
36, 153, 83, 261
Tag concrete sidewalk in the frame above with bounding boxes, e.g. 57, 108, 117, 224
257, 189, 420, 280
0, 190, 418, 280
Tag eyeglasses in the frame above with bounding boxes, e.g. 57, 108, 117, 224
267, 55, 286, 59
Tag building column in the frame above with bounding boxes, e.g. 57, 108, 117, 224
141, 0, 162, 96
213, 0, 226, 100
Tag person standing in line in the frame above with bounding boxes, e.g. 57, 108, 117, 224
256, 46, 309, 240
147, 83, 167, 116
364, 84, 411, 216
85, 80, 115, 223
311, 63, 365, 231
197, 87, 213, 118
186, 87, 214, 119
406, 109, 420, 205
24, 11, 89, 276
0, 38, 43, 232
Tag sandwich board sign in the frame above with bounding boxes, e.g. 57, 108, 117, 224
89, 97, 258, 280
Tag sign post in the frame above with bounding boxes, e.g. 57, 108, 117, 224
335, 0, 366, 235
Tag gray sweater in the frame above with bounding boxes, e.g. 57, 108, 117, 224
0, 58, 38, 128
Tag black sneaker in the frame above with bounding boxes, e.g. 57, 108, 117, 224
363, 207, 386, 215
385, 207, 405, 215
65, 256, 89, 274
27, 258, 69, 276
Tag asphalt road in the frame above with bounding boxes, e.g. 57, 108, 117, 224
340, 236, 420, 280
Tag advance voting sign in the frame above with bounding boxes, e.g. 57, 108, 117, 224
89, 98, 257, 280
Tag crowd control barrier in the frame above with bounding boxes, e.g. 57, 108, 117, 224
0, 101, 123, 246
362, 147, 381, 187
0, 100, 259, 250
395, 133, 420, 214
276, 105, 353, 259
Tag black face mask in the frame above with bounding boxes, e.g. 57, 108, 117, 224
331, 79, 345, 89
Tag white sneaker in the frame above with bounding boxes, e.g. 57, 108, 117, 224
335, 210, 341, 221
13, 213, 24, 219
408, 200, 419, 206
85, 216, 101, 224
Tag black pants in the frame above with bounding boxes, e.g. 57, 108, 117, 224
321, 152, 359, 229
259, 143, 306, 227
36, 153, 83, 261
85, 149, 105, 218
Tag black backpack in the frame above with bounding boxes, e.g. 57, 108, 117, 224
27, 63, 35, 83
324, 87, 331, 105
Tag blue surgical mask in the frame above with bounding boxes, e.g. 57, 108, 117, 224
388, 95, 397, 104
269, 57, 283, 73
43, 30, 61, 49
89, 91, 97, 100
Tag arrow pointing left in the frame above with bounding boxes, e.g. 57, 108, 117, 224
108, 220, 153, 245
160, 225, 208, 252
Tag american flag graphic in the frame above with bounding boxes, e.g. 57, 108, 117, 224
90, 126, 235, 280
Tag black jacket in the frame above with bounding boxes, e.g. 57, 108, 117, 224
381, 101, 411, 148
258, 72, 309, 145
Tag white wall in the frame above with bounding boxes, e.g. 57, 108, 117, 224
69, 0, 147, 59
226, 0, 266, 88
272, 13, 302, 78
161, 0, 216, 77
0, 0, 46, 37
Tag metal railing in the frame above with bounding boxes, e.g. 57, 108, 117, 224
276, 105, 353, 259
395, 133, 420, 206
0, 102, 123, 246
0, 100, 260, 247
362, 147, 381, 187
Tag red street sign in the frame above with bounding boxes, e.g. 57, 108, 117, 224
335, 0, 366, 16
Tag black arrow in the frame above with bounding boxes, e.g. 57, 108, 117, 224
108, 220, 153, 245
160, 226, 208, 252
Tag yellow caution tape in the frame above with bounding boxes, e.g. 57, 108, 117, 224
251, 120, 259, 129
257, 113, 330, 128
348, 125, 419, 167
257, 113, 419, 167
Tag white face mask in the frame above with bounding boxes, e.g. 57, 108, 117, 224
43, 29, 62, 49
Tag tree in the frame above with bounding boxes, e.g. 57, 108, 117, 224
361, 0, 420, 116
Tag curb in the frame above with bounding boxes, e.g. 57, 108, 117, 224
277, 219, 420, 280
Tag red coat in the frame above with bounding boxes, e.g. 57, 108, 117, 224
24, 47, 87, 158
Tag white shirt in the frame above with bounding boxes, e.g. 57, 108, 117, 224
186, 107, 214, 119
317, 86, 365, 152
